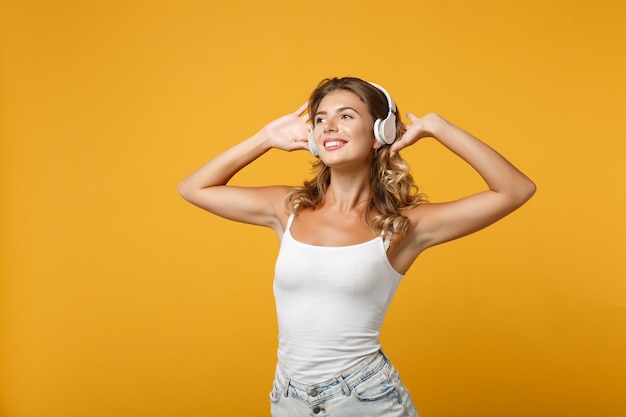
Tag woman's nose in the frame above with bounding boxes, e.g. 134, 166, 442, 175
323, 117, 337, 132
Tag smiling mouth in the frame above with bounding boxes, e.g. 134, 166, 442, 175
324, 140, 347, 150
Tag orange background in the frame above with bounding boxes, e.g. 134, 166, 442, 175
1, 1, 625, 416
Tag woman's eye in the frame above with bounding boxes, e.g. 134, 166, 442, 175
341, 114, 353, 119
315, 117, 325, 124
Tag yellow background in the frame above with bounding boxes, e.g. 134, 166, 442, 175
1, 0, 625, 416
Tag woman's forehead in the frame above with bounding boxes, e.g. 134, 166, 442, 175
317, 90, 366, 111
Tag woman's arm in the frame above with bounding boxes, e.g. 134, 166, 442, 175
392, 113, 536, 251
178, 103, 310, 230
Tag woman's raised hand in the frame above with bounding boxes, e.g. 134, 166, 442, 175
389, 112, 445, 157
262, 102, 311, 152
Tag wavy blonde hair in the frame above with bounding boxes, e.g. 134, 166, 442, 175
287, 77, 427, 237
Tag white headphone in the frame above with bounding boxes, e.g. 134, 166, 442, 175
308, 81, 398, 157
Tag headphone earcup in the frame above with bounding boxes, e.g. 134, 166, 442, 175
373, 113, 397, 145
368, 81, 397, 145
373, 118, 384, 144
308, 129, 319, 157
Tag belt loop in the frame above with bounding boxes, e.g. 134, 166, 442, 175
337, 374, 351, 396
283, 377, 291, 398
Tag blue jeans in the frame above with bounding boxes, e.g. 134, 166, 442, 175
270, 351, 419, 417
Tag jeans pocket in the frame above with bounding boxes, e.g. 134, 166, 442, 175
352, 364, 397, 402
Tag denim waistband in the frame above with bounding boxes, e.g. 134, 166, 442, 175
276, 350, 389, 399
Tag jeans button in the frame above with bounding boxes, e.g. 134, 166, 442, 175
310, 388, 319, 397
312, 406, 324, 414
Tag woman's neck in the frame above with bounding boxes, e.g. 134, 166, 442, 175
323, 169, 372, 212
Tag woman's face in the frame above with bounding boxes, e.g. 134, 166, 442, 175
312, 89, 379, 165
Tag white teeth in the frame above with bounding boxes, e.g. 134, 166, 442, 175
324, 141, 345, 148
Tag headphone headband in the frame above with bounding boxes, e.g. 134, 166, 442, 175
368, 82, 397, 115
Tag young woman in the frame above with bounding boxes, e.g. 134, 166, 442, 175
178, 77, 536, 417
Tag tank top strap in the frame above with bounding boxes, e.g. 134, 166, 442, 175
381, 231, 392, 252
286, 213, 296, 232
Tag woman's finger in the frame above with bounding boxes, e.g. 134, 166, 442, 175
295, 101, 309, 116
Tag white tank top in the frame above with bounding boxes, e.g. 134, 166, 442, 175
273, 213, 404, 383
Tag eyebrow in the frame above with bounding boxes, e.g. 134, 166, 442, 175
314, 106, 361, 117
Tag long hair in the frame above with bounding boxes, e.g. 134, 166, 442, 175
287, 77, 427, 237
